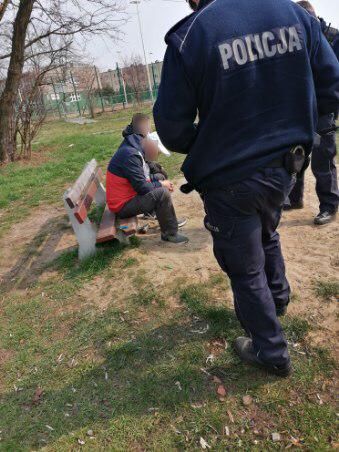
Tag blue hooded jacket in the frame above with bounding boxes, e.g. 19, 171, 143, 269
154, 0, 339, 190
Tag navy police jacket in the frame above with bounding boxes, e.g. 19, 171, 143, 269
154, 0, 339, 190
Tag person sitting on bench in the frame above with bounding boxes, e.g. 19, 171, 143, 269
122, 113, 169, 183
106, 115, 188, 244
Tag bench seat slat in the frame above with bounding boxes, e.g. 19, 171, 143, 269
117, 217, 138, 236
97, 205, 117, 243
96, 205, 138, 244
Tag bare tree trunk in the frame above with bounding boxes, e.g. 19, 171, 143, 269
0, 0, 34, 163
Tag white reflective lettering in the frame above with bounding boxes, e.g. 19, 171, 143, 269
262, 31, 277, 57
218, 25, 302, 71
277, 28, 288, 54
245, 35, 258, 62
219, 42, 233, 70
288, 26, 302, 52
254, 34, 265, 59
233, 39, 248, 65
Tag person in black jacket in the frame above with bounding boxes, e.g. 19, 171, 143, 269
285, 1, 339, 225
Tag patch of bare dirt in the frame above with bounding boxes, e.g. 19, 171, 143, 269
279, 173, 339, 353
14, 146, 56, 168
0, 174, 337, 352
0, 348, 15, 364
138, 187, 218, 282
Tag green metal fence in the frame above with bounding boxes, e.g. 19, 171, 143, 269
44, 88, 159, 120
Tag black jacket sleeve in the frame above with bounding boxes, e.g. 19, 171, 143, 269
153, 45, 198, 154
311, 19, 339, 116
125, 154, 158, 195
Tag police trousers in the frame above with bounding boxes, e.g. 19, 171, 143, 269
289, 113, 338, 213
203, 168, 295, 366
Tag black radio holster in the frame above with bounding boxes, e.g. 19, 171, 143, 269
284, 145, 306, 174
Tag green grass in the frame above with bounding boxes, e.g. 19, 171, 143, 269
0, 274, 337, 450
0, 115, 337, 451
315, 280, 339, 301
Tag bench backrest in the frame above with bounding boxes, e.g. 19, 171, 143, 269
65, 159, 103, 224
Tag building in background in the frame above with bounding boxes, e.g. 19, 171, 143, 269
0, 59, 164, 120
100, 61, 163, 94
42, 63, 101, 103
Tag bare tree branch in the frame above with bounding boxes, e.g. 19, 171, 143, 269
0, 0, 11, 23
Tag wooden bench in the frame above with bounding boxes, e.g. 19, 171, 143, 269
63, 159, 138, 260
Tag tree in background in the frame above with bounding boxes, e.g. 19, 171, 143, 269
0, 0, 125, 163
15, 38, 72, 160
123, 54, 148, 105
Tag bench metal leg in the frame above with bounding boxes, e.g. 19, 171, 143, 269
63, 195, 98, 260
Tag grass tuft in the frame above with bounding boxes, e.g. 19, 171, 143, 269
315, 280, 339, 301
130, 283, 164, 307
281, 316, 311, 342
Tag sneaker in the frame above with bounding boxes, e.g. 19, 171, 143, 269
314, 211, 336, 226
234, 337, 292, 378
143, 215, 187, 228
161, 233, 189, 244
142, 213, 156, 221
177, 218, 187, 228
283, 201, 304, 211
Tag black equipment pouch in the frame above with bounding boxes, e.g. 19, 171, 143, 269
284, 145, 306, 174
180, 183, 195, 194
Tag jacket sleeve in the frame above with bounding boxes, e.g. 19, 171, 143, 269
310, 20, 339, 115
153, 44, 198, 154
125, 155, 159, 195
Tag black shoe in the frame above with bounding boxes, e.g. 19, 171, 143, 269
161, 233, 189, 244
283, 201, 304, 211
314, 211, 336, 226
276, 306, 287, 317
234, 337, 292, 378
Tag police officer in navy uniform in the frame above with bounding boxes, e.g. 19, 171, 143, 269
285, 1, 339, 225
154, 0, 339, 377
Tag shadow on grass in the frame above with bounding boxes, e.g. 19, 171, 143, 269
0, 215, 70, 293
0, 210, 141, 293
1, 280, 334, 450
53, 241, 127, 280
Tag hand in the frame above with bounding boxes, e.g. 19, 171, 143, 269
161, 180, 174, 192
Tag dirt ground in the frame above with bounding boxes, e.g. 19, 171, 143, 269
0, 171, 338, 353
